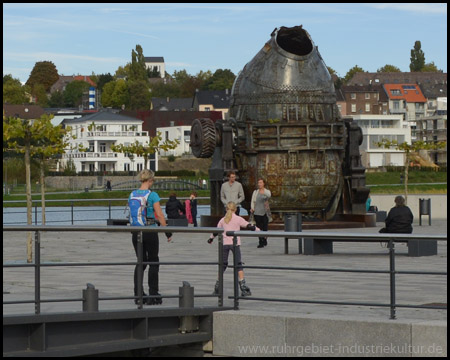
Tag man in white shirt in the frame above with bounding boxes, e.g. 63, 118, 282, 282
220, 171, 245, 215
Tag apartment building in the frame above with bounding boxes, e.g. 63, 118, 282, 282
60, 110, 157, 173
349, 114, 410, 168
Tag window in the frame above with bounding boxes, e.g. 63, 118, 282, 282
121, 125, 128, 131
99, 142, 106, 152
99, 164, 106, 172
165, 131, 169, 141
390, 89, 401, 96
89, 142, 95, 152
365, 103, 371, 112
137, 163, 143, 171
393, 101, 400, 110
351, 104, 356, 113
365, 93, 370, 99
89, 164, 95, 172
351, 93, 356, 100
205, 107, 211, 111
124, 163, 130, 171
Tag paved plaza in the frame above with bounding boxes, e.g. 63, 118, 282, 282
3, 219, 447, 321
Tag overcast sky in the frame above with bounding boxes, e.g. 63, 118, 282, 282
3, 3, 447, 84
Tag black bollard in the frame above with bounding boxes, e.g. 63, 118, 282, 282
82, 283, 98, 312
178, 281, 199, 333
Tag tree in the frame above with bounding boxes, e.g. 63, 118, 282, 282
204, 69, 235, 90
3, 75, 30, 104
377, 139, 446, 204
128, 80, 151, 110
48, 90, 65, 107
421, 62, 442, 72
101, 79, 129, 109
32, 83, 49, 107
25, 61, 59, 92
63, 80, 90, 107
410, 41, 425, 72
129, 44, 148, 82
3, 113, 75, 262
343, 65, 365, 84
111, 132, 179, 170
377, 64, 401, 73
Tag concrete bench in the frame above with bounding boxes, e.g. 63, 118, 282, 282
106, 219, 129, 226
166, 218, 189, 227
304, 237, 437, 257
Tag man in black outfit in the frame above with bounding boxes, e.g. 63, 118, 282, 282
379, 195, 413, 234
165, 193, 186, 219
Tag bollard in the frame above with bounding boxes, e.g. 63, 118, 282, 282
179, 281, 199, 333
284, 213, 302, 254
82, 283, 99, 312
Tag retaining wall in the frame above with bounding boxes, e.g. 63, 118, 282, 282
213, 310, 447, 357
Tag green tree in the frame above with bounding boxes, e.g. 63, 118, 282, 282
25, 61, 59, 92
343, 65, 365, 84
48, 90, 65, 107
421, 62, 442, 72
63, 80, 90, 107
3, 113, 75, 262
130, 44, 148, 82
204, 69, 235, 90
410, 41, 425, 72
377, 64, 401, 72
3, 75, 30, 104
128, 80, 151, 110
377, 139, 446, 204
111, 132, 179, 170
32, 83, 49, 107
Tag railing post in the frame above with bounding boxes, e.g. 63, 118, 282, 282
35, 203, 38, 225
108, 200, 111, 220
233, 234, 239, 310
34, 230, 41, 315
218, 233, 224, 307
71, 201, 74, 225
136, 231, 144, 309
82, 283, 99, 312
388, 238, 396, 320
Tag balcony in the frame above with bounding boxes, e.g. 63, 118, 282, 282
86, 131, 148, 137
63, 152, 118, 160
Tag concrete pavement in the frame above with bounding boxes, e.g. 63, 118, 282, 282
3, 219, 446, 322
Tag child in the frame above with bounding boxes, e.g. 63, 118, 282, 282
185, 191, 198, 227
207, 201, 259, 297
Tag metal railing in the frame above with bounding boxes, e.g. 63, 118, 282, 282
3, 198, 210, 225
3, 225, 226, 314
226, 230, 447, 320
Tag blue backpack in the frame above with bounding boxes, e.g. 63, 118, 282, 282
128, 190, 151, 226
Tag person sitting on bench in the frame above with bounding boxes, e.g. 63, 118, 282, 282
379, 195, 413, 234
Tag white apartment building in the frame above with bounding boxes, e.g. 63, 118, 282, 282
60, 111, 158, 173
350, 114, 411, 168
157, 125, 192, 157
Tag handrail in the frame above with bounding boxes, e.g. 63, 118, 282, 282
226, 230, 447, 320
3, 225, 225, 314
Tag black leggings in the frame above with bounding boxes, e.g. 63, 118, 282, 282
132, 231, 159, 295
254, 214, 268, 245
222, 245, 243, 272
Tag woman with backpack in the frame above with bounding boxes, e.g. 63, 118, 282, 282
128, 169, 172, 305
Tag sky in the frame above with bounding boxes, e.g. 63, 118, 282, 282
3, 3, 447, 84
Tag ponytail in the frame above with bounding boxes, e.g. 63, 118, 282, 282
224, 201, 237, 224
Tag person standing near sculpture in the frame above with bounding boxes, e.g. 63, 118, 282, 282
250, 178, 272, 248
220, 171, 245, 216
379, 195, 413, 234
129, 169, 172, 306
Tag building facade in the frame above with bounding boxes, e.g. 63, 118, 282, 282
144, 57, 165, 78
60, 111, 157, 173
349, 114, 410, 168
157, 125, 192, 157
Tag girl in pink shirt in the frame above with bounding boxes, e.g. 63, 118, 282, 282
208, 202, 259, 297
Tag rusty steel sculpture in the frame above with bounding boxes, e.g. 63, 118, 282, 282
191, 25, 369, 223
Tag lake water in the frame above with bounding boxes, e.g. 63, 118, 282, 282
3, 205, 248, 226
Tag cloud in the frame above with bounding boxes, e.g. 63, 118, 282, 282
7, 51, 127, 64
365, 3, 446, 14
